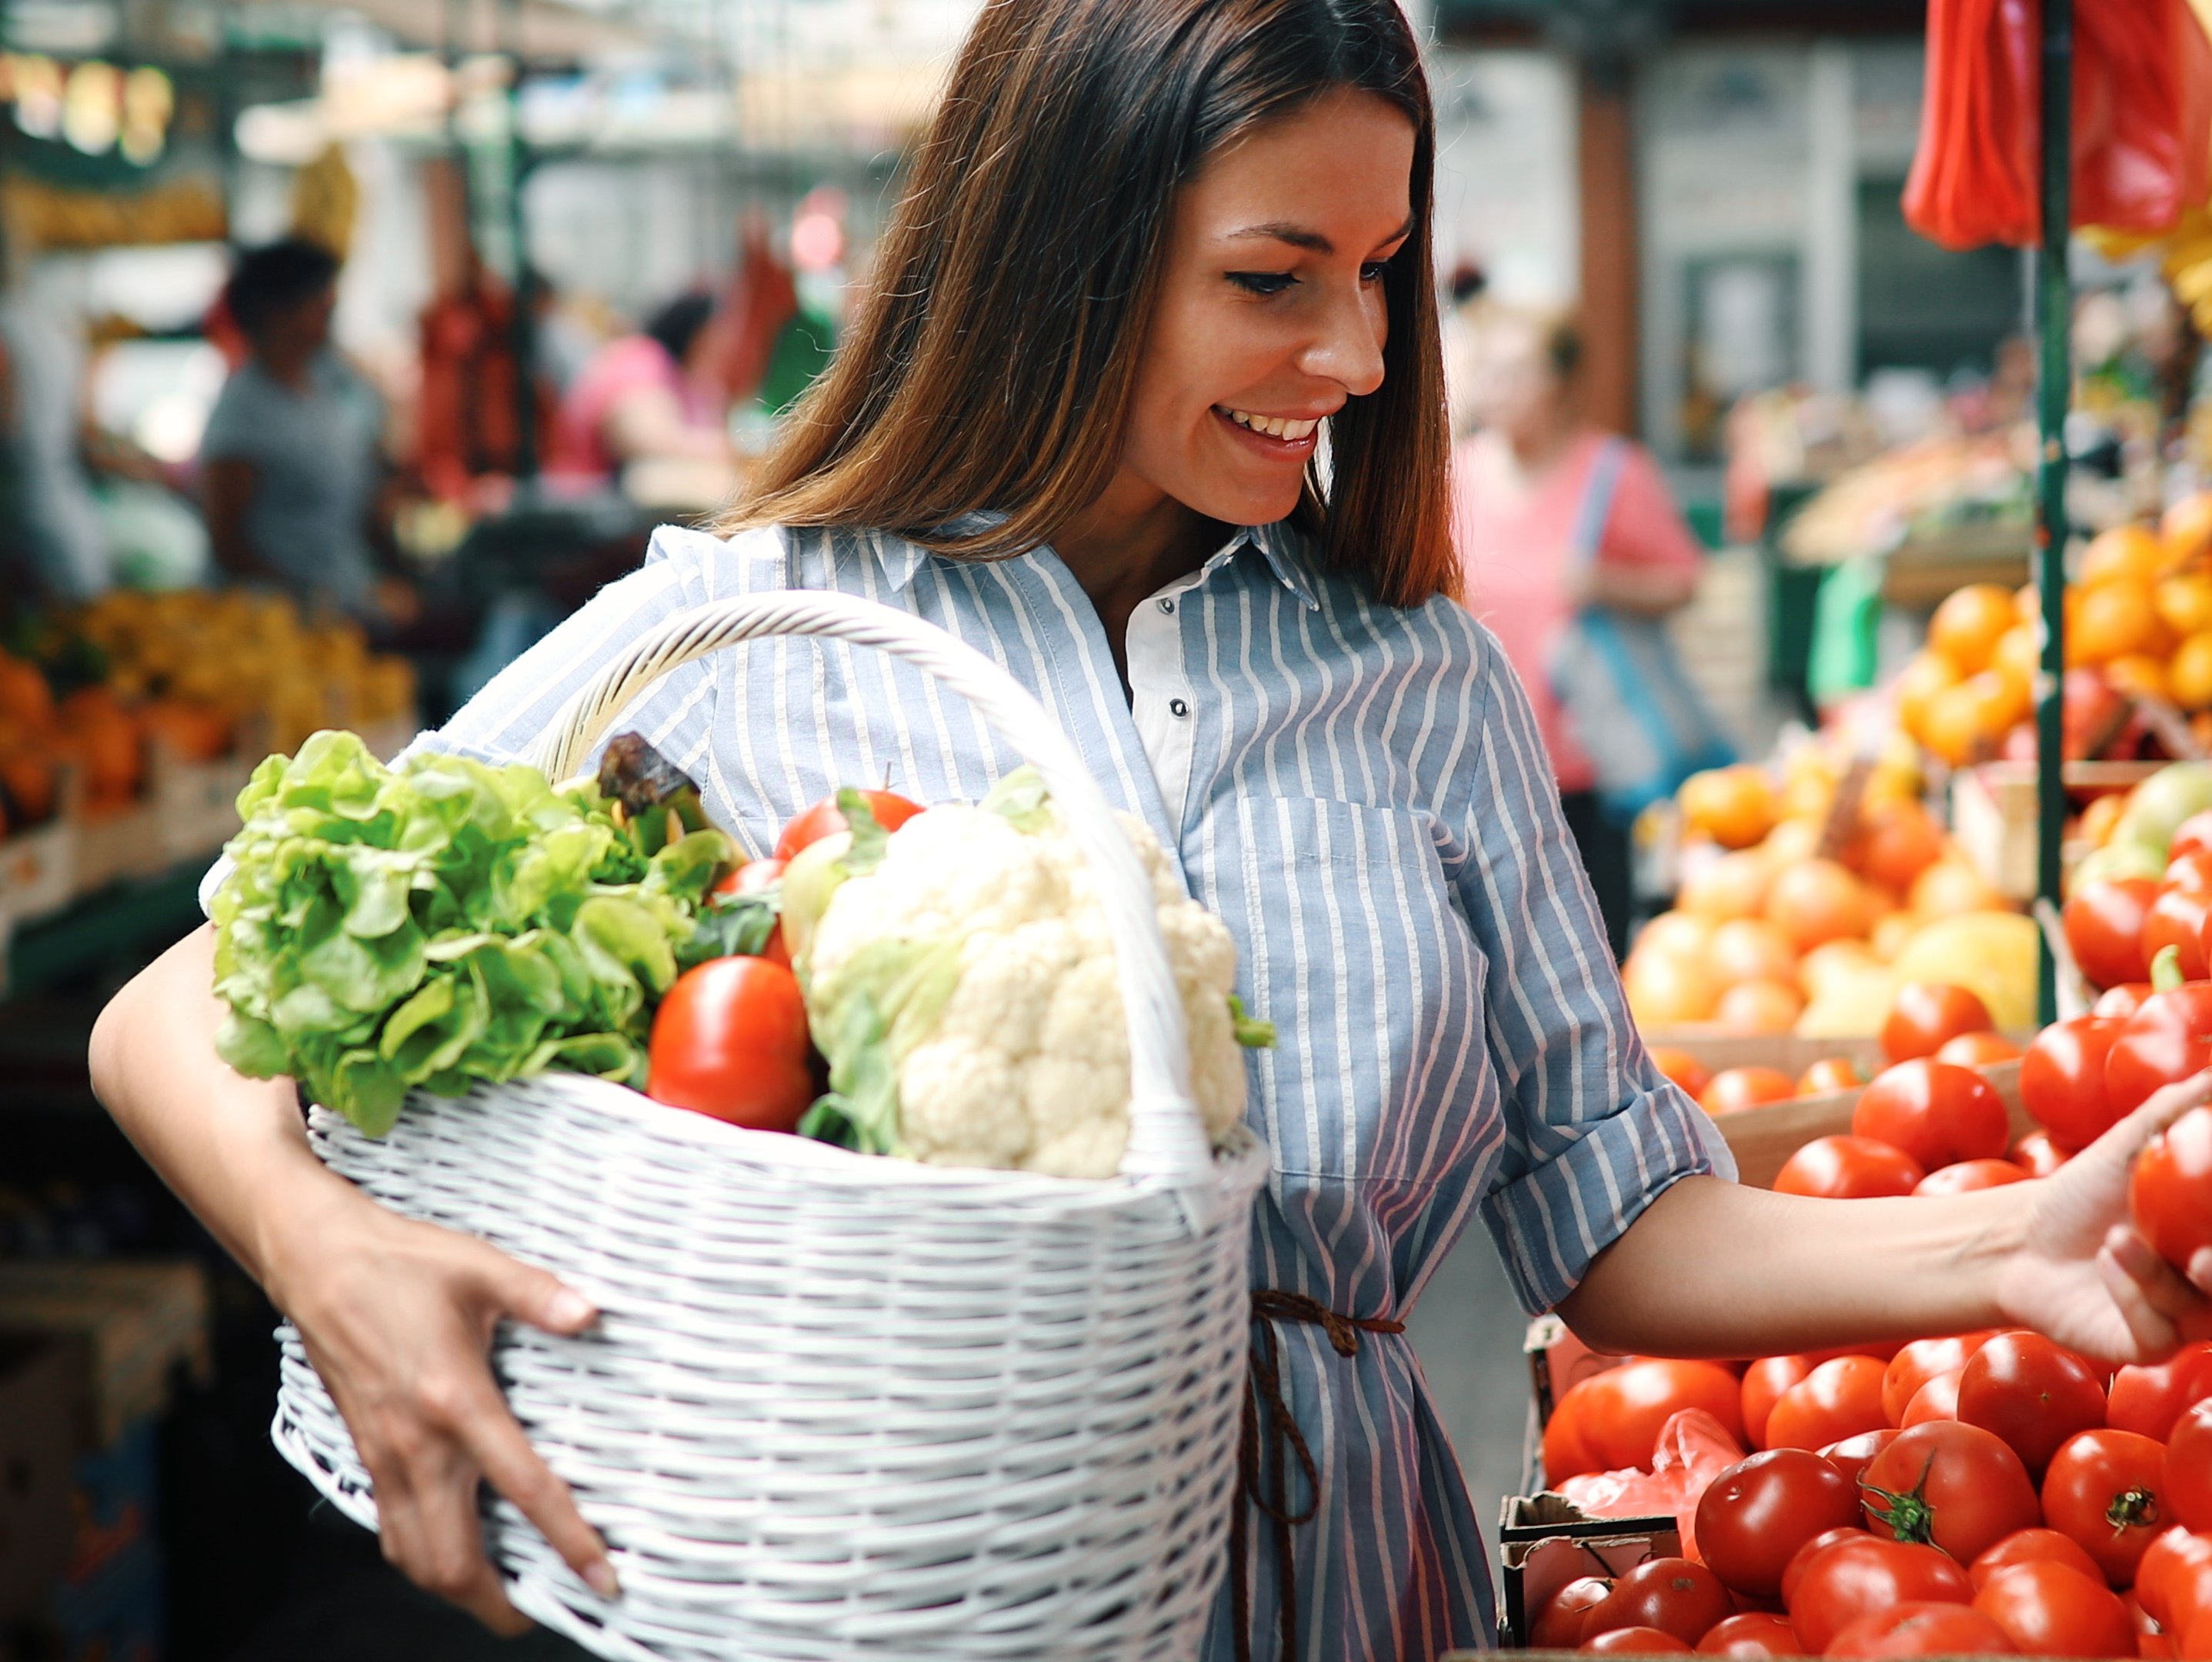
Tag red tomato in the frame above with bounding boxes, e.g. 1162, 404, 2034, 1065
772, 788, 923, 862
2044, 1430, 2171, 1587
1916, 1160, 2031, 1196
1971, 1528, 2110, 1592
1900, 1372, 1962, 1427
2144, 889, 2212, 982
1884, 1336, 1990, 1429
1862, 1420, 2043, 1565
1958, 1331, 2110, 1477
1695, 1450, 1863, 1599
644, 956, 814, 1132
1973, 1560, 2137, 1658
1696, 1612, 1804, 1656
2097, 983, 2157, 1020
2121, 1588, 2165, 1657
1820, 1433, 1899, 1490
2107, 982, 2212, 1117
1584, 1627, 1693, 1654
2170, 1403, 2212, 1534
2020, 1017, 2127, 1152
1882, 983, 1997, 1064
1781, 1527, 1871, 1609
2131, 1106, 2212, 1274
1799, 1057, 1867, 1095
1577, 1359, 1748, 1472
1773, 1136, 1927, 1200
2110, 1344, 2212, 1441
2174, 812, 2212, 864
1853, 1060, 2012, 1171
713, 856, 785, 896
1789, 1538, 1975, 1654
2067, 877, 2160, 991
1583, 1558, 1735, 1647
1744, 1356, 1813, 1450
2170, 852, 2212, 896
1766, 1356, 1889, 1451
2137, 1530, 2212, 1634
1545, 1380, 1603, 1483
1652, 1046, 1717, 1101
1825, 1602, 2015, 1657
2014, 1130, 2070, 1176
1534, 1576, 1615, 1648
1701, 1067, 1801, 1116
1937, 1031, 2025, 1067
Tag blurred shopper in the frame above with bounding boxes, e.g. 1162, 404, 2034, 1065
1452, 305, 1712, 956
199, 239, 408, 627
0, 226, 112, 604
547, 290, 734, 495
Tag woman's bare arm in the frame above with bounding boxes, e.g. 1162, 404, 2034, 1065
88, 927, 619, 1627
1559, 1076, 2212, 1363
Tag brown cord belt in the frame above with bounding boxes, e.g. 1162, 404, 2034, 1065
1231, 1289, 1406, 1662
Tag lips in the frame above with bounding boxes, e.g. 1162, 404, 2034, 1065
1212, 405, 1322, 458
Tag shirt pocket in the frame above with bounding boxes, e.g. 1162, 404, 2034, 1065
1199, 794, 1484, 1183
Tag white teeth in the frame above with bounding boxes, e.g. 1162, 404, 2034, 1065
1223, 408, 1318, 442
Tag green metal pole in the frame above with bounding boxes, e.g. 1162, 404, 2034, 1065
2035, 0, 2073, 1027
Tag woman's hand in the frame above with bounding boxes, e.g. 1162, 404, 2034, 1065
1993, 1072, 2212, 1363
271, 1190, 619, 1632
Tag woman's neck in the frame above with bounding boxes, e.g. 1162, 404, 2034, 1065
1053, 470, 1215, 615
1503, 408, 1581, 476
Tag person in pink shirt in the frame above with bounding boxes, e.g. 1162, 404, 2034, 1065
1451, 305, 1706, 956
547, 292, 734, 486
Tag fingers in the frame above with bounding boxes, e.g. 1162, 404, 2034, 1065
399, 1453, 535, 1636
2096, 1236, 2183, 1360
2107, 1071, 2212, 1151
2106, 1223, 2210, 1330
466, 1240, 599, 1338
459, 1388, 619, 1598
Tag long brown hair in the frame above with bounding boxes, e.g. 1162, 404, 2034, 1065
719, 0, 1454, 609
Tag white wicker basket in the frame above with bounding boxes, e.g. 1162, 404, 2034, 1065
269, 592, 1270, 1662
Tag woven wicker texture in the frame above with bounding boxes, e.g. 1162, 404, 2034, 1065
269, 593, 1273, 1660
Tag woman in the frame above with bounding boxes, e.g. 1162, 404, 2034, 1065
546, 289, 735, 492
1453, 305, 1708, 959
88, 4, 2210, 1658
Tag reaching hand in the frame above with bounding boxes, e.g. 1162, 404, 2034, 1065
275, 1193, 619, 1632
1993, 1071, 2212, 1364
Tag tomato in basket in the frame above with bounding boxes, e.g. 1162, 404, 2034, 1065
775, 788, 923, 861
646, 956, 815, 1132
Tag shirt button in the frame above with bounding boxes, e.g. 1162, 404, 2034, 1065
1169, 698, 1189, 718
1159, 597, 1176, 614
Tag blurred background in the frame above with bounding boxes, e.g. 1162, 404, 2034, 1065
0, 1, 2184, 1658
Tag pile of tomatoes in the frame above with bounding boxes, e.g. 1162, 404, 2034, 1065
1533, 1337, 2212, 1657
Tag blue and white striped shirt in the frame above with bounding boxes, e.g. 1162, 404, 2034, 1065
245, 517, 1730, 1660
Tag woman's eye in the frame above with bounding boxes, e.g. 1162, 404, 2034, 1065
1227, 271, 1296, 296
1359, 260, 1391, 284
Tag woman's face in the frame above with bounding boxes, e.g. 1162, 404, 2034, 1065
1118, 88, 1416, 529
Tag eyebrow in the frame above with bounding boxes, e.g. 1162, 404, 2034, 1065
1226, 215, 1416, 256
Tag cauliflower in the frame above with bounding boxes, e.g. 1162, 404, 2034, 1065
791, 770, 1261, 1178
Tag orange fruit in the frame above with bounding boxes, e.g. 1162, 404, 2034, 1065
1780, 771, 1836, 822
1765, 858, 1877, 953
1636, 910, 1716, 961
1709, 917, 1800, 986
0, 653, 52, 730
1896, 652, 1965, 746
1921, 682, 1996, 767
2016, 582, 2043, 625
1700, 1065, 1801, 1115
2155, 572, 2212, 639
2080, 523, 2167, 589
2164, 490, 2212, 570
2078, 791, 2129, 848
2170, 629, 2212, 710
1908, 857, 2004, 919
1993, 624, 2041, 686
2106, 653, 2170, 703
1679, 849, 1773, 921
1854, 799, 1947, 896
1800, 937, 1883, 1000
1623, 946, 1721, 1027
2067, 579, 2164, 666
1678, 765, 1778, 851
1928, 584, 2022, 675
1763, 817, 1825, 869
1715, 977, 1804, 1034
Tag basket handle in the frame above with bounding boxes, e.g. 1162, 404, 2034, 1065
524, 589, 1216, 1195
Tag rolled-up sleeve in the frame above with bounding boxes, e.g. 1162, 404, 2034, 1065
1456, 622, 1735, 1316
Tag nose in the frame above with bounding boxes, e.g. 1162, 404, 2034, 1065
1297, 282, 1387, 399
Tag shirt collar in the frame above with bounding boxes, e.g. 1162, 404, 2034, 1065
866, 513, 1320, 612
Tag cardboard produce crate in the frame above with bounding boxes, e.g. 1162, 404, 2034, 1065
148, 719, 266, 866
1496, 1493, 1680, 1648
1951, 759, 2162, 902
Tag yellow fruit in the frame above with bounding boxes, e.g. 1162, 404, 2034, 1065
2156, 572, 2212, 639
1870, 909, 1920, 961
2068, 579, 2165, 666
1993, 624, 2041, 686
1781, 773, 1836, 822
1679, 850, 1772, 921
1623, 946, 1721, 1027
1636, 910, 1715, 962
2164, 490, 2212, 570
2080, 523, 2167, 589
1929, 584, 2022, 676
1800, 938, 1884, 1001
2172, 630, 2212, 710
2078, 791, 2130, 849
1763, 817, 1825, 869
1890, 910, 2037, 1033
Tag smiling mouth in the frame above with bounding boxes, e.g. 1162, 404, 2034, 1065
1213, 405, 1322, 452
